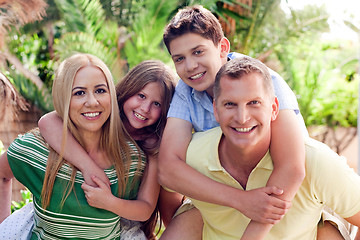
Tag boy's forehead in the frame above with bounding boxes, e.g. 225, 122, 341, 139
169, 33, 217, 55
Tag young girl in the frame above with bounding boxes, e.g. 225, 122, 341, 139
38, 59, 176, 239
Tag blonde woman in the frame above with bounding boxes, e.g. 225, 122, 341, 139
0, 53, 154, 239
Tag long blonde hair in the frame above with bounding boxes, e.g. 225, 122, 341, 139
41, 53, 142, 209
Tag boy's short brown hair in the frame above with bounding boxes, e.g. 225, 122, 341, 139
163, 5, 224, 54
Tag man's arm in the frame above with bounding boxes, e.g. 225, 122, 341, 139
158, 117, 290, 223
0, 152, 13, 223
38, 111, 109, 186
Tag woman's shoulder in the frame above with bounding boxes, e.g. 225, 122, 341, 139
9, 128, 48, 154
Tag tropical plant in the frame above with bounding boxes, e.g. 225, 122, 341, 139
11, 190, 33, 213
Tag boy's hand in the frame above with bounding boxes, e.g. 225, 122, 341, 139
81, 176, 112, 210
81, 162, 110, 188
237, 186, 291, 224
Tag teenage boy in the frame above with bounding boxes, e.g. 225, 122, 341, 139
158, 5, 306, 239
183, 55, 360, 240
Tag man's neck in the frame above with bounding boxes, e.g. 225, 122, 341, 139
218, 136, 269, 189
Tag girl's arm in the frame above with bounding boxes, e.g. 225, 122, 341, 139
0, 152, 14, 223
38, 111, 109, 187
242, 109, 306, 239
82, 155, 160, 221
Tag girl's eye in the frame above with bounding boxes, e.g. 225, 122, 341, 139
175, 57, 184, 63
74, 90, 85, 96
138, 93, 146, 99
154, 102, 161, 107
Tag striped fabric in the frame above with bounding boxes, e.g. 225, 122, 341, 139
7, 130, 146, 240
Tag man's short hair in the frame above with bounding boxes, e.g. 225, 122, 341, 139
214, 56, 274, 100
163, 5, 224, 54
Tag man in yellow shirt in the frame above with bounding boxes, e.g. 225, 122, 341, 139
186, 56, 360, 239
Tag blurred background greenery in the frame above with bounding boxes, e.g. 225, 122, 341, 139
0, 0, 359, 151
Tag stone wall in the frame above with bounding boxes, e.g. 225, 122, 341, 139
0, 104, 42, 202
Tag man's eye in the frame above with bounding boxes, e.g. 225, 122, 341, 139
224, 102, 235, 106
249, 100, 259, 105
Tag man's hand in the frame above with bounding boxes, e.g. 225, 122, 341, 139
236, 186, 291, 224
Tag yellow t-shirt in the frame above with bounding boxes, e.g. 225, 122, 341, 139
186, 127, 360, 240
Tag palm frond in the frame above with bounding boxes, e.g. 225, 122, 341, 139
0, 0, 47, 47
53, 32, 119, 78
54, 0, 105, 36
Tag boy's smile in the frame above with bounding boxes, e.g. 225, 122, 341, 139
169, 33, 228, 97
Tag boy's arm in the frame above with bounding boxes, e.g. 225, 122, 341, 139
0, 152, 13, 223
38, 111, 109, 187
243, 109, 306, 239
82, 155, 160, 221
158, 117, 290, 224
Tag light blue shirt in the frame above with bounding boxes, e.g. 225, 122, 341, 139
168, 52, 308, 134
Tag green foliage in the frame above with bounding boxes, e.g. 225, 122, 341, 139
53, 32, 118, 69
123, 0, 177, 68
0, 140, 5, 155
54, 0, 105, 36
11, 190, 33, 213
6, 72, 53, 113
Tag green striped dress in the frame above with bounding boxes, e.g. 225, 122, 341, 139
7, 130, 146, 240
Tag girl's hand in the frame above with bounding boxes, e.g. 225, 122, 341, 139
81, 175, 113, 210
81, 163, 110, 188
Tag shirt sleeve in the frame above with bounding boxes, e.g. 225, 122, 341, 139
269, 68, 300, 114
167, 80, 192, 123
7, 131, 48, 198
307, 139, 360, 218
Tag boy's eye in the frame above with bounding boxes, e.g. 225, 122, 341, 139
194, 50, 203, 55
74, 90, 85, 96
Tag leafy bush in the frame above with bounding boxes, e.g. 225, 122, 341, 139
11, 190, 33, 213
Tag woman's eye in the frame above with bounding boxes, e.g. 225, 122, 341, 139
74, 90, 85, 96
95, 88, 107, 94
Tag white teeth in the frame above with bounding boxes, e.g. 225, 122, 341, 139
190, 72, 204, 80
235, 127, 252, 133
134, 112, 146, 120
83, 112, 100, 117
